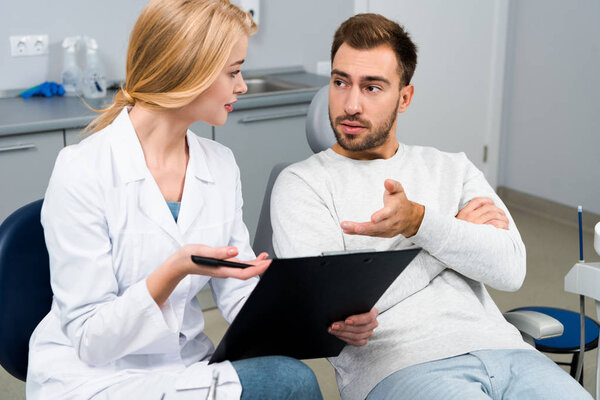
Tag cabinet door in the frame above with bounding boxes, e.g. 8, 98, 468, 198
189, 121, 213, 140
215, 104, 312, 245
0, 131, 64, 222
65, 128, 85, 145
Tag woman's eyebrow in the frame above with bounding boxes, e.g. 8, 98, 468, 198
229, 59, 245, 67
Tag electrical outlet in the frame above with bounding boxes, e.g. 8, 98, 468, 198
239, 0, 260, 25
31, 35, 49, 55
9, 34, 49, 57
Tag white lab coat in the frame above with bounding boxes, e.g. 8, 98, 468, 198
26, 108, 258, 399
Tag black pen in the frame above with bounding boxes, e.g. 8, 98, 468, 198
191, 255, 252, 269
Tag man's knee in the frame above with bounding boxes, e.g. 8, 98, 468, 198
270, 356, 320, 391
236, 356, 322, 399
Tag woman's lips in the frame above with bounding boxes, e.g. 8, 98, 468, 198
225, 100, 237, 112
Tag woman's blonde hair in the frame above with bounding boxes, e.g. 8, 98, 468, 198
84, 0, 256, 135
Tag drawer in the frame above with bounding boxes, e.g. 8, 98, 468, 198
0, 131, 64, 223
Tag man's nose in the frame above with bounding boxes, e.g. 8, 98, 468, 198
235, 74, 248, 95
344, 87, 362, 115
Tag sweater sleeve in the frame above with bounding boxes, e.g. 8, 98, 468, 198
410, 155, 526, 292
271, 165, 345, 258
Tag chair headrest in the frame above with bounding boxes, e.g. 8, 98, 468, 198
305, 85, 337, 154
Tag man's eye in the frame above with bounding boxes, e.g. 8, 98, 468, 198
366, 86, 381, 93
334, 80, 346, 87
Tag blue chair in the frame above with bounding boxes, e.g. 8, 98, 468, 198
0, 199, 52, 381
510, 306, 600, 383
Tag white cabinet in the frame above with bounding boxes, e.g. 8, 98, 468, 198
0, 131, 64, 222
189, 121, 212, 140
65, 128, 84, 146
215, 103, 313, 245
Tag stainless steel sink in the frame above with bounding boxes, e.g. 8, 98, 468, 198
242, 77, 311, 96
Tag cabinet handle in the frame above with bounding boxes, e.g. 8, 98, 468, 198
239, 108, 308, 123
0, 143, 37, 153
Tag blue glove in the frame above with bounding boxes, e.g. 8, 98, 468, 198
20, 82, 66, 99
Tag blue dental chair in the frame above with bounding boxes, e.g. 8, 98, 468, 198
509, 306, 600, 384
0, 199, 52, 381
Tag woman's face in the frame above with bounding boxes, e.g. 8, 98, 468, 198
182, 36, 249, 126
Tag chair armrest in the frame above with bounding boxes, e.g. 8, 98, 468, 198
503, 310, 564, 340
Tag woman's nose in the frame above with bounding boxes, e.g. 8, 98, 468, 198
235, 75, 248, 95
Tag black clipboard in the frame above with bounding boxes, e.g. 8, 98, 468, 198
209, 248, 420, 364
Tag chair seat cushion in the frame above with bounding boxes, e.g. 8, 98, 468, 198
511, 306, 600, 353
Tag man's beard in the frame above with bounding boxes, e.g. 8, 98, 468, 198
329, 97, 400, 152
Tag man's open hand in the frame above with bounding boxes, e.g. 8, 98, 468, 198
340, 179, 424, 238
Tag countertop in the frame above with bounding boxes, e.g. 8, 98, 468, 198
0, 67, 329, 137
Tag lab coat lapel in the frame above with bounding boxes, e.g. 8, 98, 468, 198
109, 108, 182, 244
177, 131, 215, 237
138, 178, 183, 244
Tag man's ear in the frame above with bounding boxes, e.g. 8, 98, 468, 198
398, 84, 415, 113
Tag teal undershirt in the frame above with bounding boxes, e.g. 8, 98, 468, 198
167, 201, 181, 222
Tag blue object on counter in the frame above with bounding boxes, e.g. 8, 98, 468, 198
20, 82, 66, 99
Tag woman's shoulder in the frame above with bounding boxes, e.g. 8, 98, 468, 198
63, 124, 113, 158
50, 127, 115, 188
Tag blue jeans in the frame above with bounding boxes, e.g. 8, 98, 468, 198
233, 356, 323, 400
367, 349, 592, 400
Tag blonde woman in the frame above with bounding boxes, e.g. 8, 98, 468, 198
25, 1, 322, 399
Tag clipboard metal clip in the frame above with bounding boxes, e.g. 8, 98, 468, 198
320, 249, 375, 256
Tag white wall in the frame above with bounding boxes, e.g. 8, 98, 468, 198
0, 0, 353, 91
0, 1, 146, 90
499, 0, 600, 214
365, 0, 509, 187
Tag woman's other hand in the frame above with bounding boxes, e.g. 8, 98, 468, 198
147, 244, 271, 306
181, 244, 271, 279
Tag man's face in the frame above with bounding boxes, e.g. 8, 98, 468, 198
329, 43, 414, 160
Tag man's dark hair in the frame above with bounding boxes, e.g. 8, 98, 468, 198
331, 13, 418, 87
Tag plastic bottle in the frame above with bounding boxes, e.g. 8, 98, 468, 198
61, 36, 81, 96
81, 36, 107, 99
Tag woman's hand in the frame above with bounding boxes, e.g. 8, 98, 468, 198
181, 244, 271, 280
147, 244, 271, 307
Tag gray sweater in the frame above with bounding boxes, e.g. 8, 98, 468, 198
271, 145, 532, 400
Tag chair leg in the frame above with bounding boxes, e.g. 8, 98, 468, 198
570, 352, 584, 385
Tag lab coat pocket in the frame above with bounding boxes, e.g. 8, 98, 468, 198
174, 360, 241, 399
